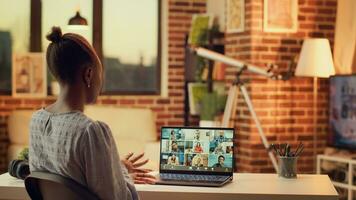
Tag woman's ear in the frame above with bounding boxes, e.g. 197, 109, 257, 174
83, 67, 93, 88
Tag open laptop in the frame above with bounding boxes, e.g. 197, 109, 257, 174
155, 126, 235, 187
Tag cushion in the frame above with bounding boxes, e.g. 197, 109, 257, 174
84, 105, 157, 142
8, 110, 34, 145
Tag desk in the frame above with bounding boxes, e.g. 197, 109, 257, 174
0, 173, 338, 200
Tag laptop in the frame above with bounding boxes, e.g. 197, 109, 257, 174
155, 126, 235, 187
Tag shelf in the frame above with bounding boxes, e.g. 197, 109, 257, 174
317, 154, 356, 200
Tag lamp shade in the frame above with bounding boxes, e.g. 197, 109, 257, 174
295, 38, 335, 78
68, 11, 88, 26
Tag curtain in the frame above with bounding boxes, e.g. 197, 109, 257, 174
333, 0, 356, 74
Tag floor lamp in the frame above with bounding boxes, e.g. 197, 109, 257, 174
295, 38, 335, 172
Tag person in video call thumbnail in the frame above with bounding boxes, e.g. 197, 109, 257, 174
170, 130, 176, 141
212, 155, 225, 168
214, 143, 224, 154
226, 146, 233, 154
194, 129, 200, 140
167, 154, 180, 165
171, 141, 178, 152
192, 154, 204, 167
217, 131, 225, 142
194, 142, 203, 153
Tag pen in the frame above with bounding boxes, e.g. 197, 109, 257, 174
285, 144, 290, 157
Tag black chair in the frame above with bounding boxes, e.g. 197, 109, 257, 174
25, 171, 98, 200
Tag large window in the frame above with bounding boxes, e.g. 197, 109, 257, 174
0, 0, 30, 93
102, 0, 161, 94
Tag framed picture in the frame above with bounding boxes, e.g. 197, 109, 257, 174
188, 14, 213, 45
226, 0, 245, 33
12, 53, 47, 97
263, 0, 298, 33
188, 82, 226, 115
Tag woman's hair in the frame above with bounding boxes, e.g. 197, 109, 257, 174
46, 26, 97, 84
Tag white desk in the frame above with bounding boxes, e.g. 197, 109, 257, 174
0, 173, 338, 200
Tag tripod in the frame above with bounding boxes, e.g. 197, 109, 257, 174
193, 47, 294, 173
222, 70, 279, 173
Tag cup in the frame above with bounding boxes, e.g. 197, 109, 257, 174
278, 156, 297, 178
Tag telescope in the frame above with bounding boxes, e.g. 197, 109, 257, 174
193, 47, 285, 173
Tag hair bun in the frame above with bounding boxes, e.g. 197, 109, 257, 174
46, 26, 63, 43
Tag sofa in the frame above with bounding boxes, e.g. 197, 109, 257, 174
7, 105, 160, 170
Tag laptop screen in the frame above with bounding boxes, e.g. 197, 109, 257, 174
160, 127, 234, 173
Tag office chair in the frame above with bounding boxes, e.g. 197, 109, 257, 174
25, 171, 98, 200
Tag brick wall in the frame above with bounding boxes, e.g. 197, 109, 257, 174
226, 0, 337, 173
0, 0, 337, 174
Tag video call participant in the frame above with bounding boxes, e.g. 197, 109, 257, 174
192, 154, 204, 167
214, 143, 224, 154
212, 155, 226, 168
194, 142, 203, 153
167, 154, 180, 166
171, 141, 179, 152
226, 146, 233, 154
170, 130, 176, 140
216, 131, 225, 142
194, 130, 200, 140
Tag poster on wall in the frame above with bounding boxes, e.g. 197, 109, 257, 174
226, 0, 245, 33
263, 0, 298, 33
12, 53, 47, 98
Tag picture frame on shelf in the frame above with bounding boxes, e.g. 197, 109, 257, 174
188, 82, 226, 116
188, 14, 214, 46
263, 0, 298, 33
226, 0, 245, 33
12, 53, 47, 98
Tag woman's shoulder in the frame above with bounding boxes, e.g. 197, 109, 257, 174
82, 120, 113, 142
31, 108, 107, 131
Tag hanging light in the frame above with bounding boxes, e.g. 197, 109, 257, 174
68, 11, 88, 26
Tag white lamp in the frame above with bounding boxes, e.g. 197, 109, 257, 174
296, 38, 335, 77
295, 38, 335, 172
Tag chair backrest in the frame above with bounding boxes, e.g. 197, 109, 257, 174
25, 171, 98, 200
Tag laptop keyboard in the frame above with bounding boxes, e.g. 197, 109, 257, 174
160, 173, 229, 182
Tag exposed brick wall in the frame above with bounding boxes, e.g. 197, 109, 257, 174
226, 0, 337, 173
0, 0, 206, 173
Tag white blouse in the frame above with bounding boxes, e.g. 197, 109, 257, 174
29, 109, 138, 200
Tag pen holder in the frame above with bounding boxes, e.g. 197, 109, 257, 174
278, 156, 297, 179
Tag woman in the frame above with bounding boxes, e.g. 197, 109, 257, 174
194, 142, 203, 153
29, 27, 154, 200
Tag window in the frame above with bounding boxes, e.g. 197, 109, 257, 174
0, 0, 30, 93
102, 0, 161, 94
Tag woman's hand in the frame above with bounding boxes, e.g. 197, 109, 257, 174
122, 152, 156, 184
129, 172, 156, 184
122, 152, 151, 173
